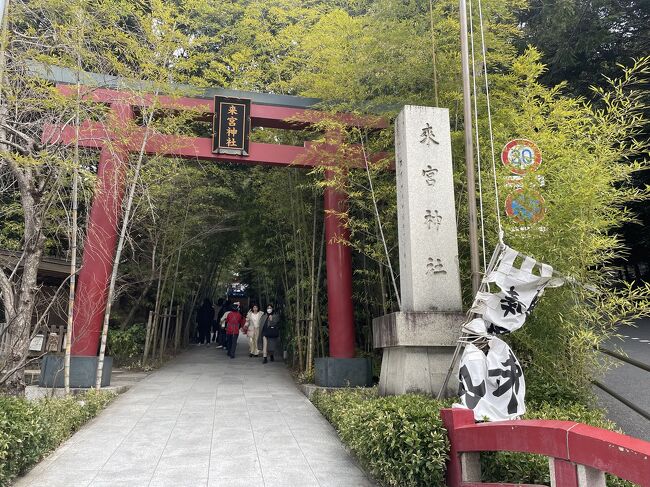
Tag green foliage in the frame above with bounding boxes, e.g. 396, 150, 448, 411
107, 324, 146, 365
0, 391, 114, 486
518, 0, 650, 94
481, 52, 650, 402
312, 389, 451, 487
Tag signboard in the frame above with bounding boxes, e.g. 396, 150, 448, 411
212, 96, 251, 156
505, 189, 545, 224
501, 139, 542, 175
29, 334, 44, 352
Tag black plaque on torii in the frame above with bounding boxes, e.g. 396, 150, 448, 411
212, 96, 251, 156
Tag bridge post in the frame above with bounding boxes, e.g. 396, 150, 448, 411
549, 458, 579, 487
71, 104, 133, 357
440, 408, 478, 487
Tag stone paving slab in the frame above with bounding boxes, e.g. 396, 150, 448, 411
13, 335, 374, 487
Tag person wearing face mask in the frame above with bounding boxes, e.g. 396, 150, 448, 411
258, 305, 280, 364
246, 304, 263, 357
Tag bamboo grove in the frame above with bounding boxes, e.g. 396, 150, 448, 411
0, 0, 648, 399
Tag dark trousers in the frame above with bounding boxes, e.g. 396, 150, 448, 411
198, 327, 210, 344
218, 328, 227, 347
226, 333, 238, 357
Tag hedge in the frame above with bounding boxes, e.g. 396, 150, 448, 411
312, 389, 452, 486
0, 390, 115, 486
311, 389, 637, 487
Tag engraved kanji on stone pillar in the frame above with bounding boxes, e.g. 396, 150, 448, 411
395, 105, 462, 312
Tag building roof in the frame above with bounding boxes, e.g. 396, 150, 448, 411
28, 61, 321, 109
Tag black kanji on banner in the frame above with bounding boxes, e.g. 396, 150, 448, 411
212, 96, 251, 156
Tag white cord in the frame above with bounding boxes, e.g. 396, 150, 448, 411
468, 0, 488, 272
476, 0, 503, 241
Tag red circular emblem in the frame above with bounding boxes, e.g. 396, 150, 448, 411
501, 139, 542, 175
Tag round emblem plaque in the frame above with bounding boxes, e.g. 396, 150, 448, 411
505, 189, 545, 224
501, 139, 542, 175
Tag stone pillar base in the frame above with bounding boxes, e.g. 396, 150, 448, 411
378, 346, 458, 396
314, 357, 372, 387
373, 311, 464, 397
40, 354, 112, 388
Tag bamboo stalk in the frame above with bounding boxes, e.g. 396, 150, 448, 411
307, 198, 325, 374
144, 234, 167, 365
174, 304, 181, 351
142, 310, 153, 365
64, 44, 82, 394
159, 307, 169, 360
184, 286, 200, 346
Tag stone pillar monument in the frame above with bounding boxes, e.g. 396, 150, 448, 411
373, 105, 465, 396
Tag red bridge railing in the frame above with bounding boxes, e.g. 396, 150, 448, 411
440, 408, 650, 487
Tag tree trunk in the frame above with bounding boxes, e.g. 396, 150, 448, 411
142, 310, 154, 365
1, 202, 46, 394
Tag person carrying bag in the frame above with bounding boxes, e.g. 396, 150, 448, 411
258, 304, 280, 364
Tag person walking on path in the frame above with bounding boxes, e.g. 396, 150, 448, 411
222, 302, 245, 358
211, 298, 224, 344
258, 304, 281, 364
246, 304, 263, 357
196, 299, 214, 345
214, 298, 228, 348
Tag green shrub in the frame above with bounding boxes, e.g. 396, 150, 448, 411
0, 396, 48, 484
312, 389, 451, 487
0, 391, 115, 486
107, 323, 146, 365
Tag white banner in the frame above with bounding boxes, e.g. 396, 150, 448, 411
470, 246, 562, 333
457, 334, 526, 421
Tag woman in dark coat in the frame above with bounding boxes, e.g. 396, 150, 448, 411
196, 299, 214, 345
258, 304, 281, 364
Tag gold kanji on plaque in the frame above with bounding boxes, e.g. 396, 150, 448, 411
227, 116, 237, 126
228, 105, 238, 115
226, 137, 237, 147
227, 127, 238, 137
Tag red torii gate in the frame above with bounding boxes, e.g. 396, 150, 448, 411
47, 84, 386, 362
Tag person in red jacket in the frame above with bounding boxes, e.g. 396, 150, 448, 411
221, 302, 246, 359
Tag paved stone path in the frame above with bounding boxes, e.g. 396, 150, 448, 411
16, 336, 374, 487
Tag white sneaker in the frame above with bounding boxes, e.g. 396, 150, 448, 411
216, 345, 223, 349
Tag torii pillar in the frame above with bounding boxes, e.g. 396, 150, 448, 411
314, 167, 372, 387
71, 104, 133, 358
323, 170, 355, 359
